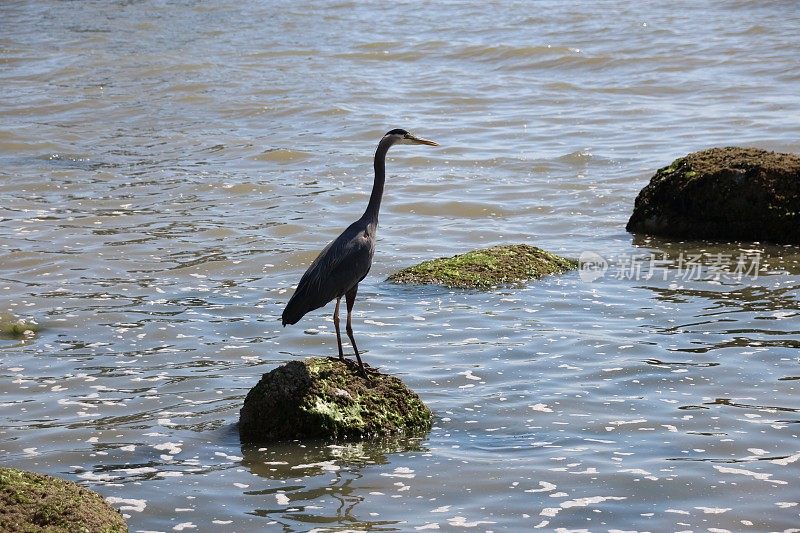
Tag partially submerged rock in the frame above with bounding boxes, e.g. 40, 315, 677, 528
0, 467, 127, 532
0, 315, 40, 339
626, 147, 800, 243
387, 244, 577, 289
239, 357, 432, 442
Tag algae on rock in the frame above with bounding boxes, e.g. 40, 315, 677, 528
626, 147, 800, 243
239, 357, 432, 442
0, 314, 39, 339
387, 244, 577, 289
0, 467, 128, 533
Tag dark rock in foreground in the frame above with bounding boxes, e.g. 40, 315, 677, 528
0, 467, 127, 533
239, 357, 432, 442
387, 244, 577, 289
626, 147, 800, 243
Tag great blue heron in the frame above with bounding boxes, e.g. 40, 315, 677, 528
281, 129, 439, 374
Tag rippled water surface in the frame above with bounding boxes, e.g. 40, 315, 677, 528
2, 1, 799, 531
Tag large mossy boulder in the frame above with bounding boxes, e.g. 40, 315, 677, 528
0, 467, 127, 532
387, 244, 577, 289
626, 147, 800, 243
239, 357, 432, 442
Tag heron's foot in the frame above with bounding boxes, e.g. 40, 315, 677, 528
358, 365, 381, 380
326, 355, 348, 369
334, 357, 376, 379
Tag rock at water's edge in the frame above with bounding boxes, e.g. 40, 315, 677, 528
387, 244, 577, 289
0, 467, 128, 532
239, 357, 432, 442
626, 147, 800, 243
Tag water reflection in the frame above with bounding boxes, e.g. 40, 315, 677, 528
629, 234, 800, 276
241, 438, 427, 530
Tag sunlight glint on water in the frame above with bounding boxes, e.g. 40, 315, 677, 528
1, 1, 799, 531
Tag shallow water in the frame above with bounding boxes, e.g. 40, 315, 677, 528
1, 1, 799, 531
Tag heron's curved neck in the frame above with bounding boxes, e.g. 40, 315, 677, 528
363, 136, 395, 223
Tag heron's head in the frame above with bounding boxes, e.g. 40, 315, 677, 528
384, 128, 439, 146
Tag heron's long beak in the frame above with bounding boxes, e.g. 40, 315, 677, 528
406, 134, 439, 146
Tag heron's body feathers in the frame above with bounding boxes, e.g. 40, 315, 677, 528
281, 218, 376, 326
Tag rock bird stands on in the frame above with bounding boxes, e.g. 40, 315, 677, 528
282, 129, 439, 374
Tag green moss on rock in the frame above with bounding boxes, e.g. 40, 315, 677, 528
0, 317, 40, 339
387, 244, 577, 289
239, 357, 432, 442
626, 147, 800, 243
0, 467, 127, 533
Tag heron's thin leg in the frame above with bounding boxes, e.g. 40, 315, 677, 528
345, 285, 365, 374
333, 296, 345, 361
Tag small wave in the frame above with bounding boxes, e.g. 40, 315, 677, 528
391, 200, 512, 218
36, 152, 108, 170
254, 149, 310, 163
333, 50, 424, 62
557, 149, 594, 165
310, 106, 352, 117
451, 43, 573, 62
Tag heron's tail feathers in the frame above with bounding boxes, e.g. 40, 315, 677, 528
281, 295, 307, 326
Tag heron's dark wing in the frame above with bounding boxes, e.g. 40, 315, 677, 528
281, 222, 374, 325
